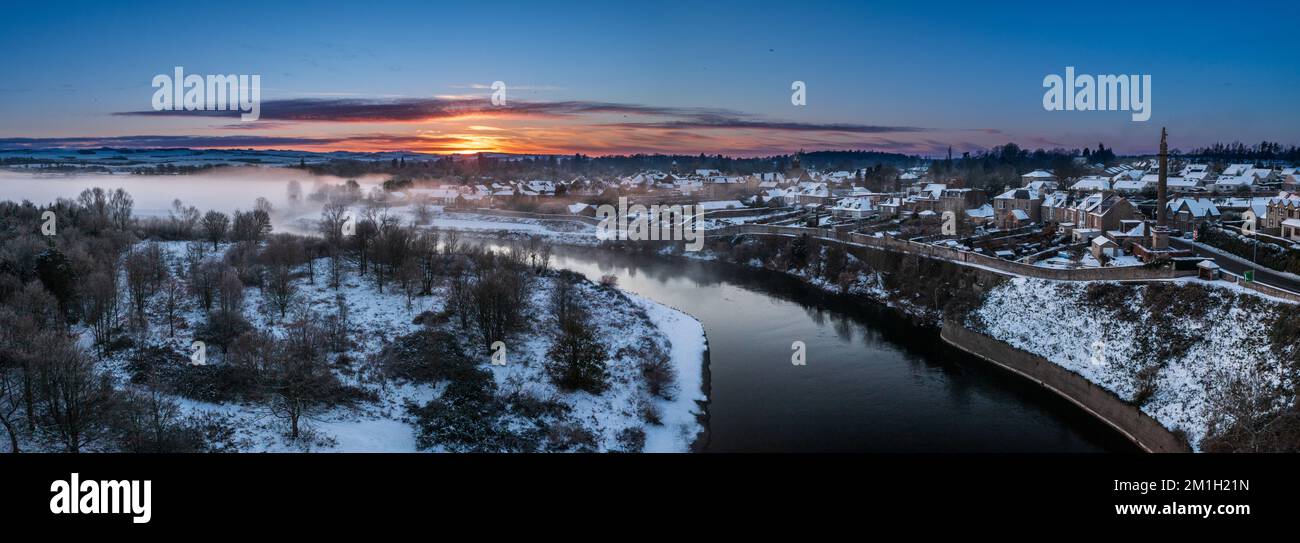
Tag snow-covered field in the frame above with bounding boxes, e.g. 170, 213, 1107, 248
972, 277, 1296, 450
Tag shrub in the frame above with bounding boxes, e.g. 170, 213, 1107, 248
377, 329, 474, 383
616, 427, 646, 452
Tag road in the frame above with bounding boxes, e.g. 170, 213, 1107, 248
1170, 237, 1300, 294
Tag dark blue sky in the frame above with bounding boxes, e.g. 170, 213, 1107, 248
2, 0, 1296, 155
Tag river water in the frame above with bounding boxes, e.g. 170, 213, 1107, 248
547, 246, 1134, 452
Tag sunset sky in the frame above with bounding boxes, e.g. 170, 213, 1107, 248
2, 0, 1297, 157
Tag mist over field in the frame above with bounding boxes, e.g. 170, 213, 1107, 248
0, 167, 386, 229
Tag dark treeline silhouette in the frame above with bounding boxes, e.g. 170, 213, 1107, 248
928, 143, 1114, 190
1185, 141, 1300, 163
301, 150, 923, 181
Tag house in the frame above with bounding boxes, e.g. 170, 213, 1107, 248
790, 182, 832, 206
1025, 180, 1058, 193
1265, 192, 1300, 235
1214, 175, 1254, 193
1284, 173, 1300, 192
998, 208, 1032, 229
697, 200, 746, 212
1246, 168, 1277, 184
1091, 235, 1119, 262
1021, 170, 1057, 186
1112, 179, 1152, 194
878, 197, 904, 218
830, 197, 877, 219
1167, 177, 1202, 193
965, 204, 995, 225
1040, 192, 1074, 224
1197, 259, 1221, 280
760, 188, 789, 206
993, 187, 1042, 228
1165, 198, 1220, 232
408, 187, 465, 204
1283, 218, 1300, 241
1222, 164, 1254, 177
567, 202, 596, 217
1107, 220, 1147, 250
938, 188, 987, 216
1069, 176, 1111, 192
1066, 192, 1137, 231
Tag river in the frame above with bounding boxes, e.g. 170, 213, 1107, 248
547, 245, 1135, 452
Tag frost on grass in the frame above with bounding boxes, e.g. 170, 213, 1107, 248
972, 277, 1300, 451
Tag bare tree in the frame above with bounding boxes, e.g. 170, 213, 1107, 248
470, 267, 527, 353
188, 260, 221, 312
124, 248, 152, 327
442, 228, 460, 256
81, 268, 120, 346
413, 229, 440, 295
320, 203, 350, 290
115, 383, 193, 453
202, 210, 230, 250
398, 258, 419, 312
216, 267, 244, 316
447, 263, 472, 330
161, 277, 182, 337
170, 199, 201, 238
0, 358, 22, 452
35, 335, 115, 453
108, 188, 134, 230
262, 312, 335, 441
266, 263, 295, 319
412, 197, 433, 225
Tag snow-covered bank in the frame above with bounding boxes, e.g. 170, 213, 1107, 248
56, 239, 709, 453
625, 293, 708, 452
972, 277, 1298, 451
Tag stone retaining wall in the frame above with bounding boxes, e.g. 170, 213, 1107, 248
941, 321, 1190, 453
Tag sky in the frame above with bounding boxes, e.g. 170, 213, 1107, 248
1, 0, 1297, 157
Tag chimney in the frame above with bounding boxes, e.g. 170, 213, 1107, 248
1157, 127, 1168, 227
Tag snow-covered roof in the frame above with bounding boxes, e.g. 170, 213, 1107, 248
1215, 175, 1254, 187
965, 204, 994, 218
1168, 198, 1221, 218
996, 187, 1040, 200
833, 197, 876, 211
1113, 180, 1151, 191
697, 200, 745, 211
1222, 164, 1253, 176
1069, 176, 1111, 191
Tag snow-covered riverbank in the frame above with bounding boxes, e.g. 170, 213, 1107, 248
971, 277, 1299, 451
50, 240, 709, 453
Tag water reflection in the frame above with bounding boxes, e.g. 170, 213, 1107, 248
546, 244, 1135, 453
